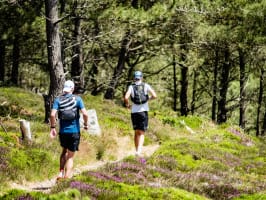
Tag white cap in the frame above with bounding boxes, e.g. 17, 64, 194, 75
63, 80, 74, 92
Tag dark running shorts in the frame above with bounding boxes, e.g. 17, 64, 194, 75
131, 111, 148, 131
59, 133, 80, 152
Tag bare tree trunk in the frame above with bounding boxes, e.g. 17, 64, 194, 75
173, 55, 177, 111
261, 110, 266, 136
211, 50, 218, 121
131, 0, 138, 8
44, 0, 65, 123
217, 47, 230, 124
0, 40, 5, 82
104, 31, 131, 100
11, 34, 20, 86
88, 19, 101, 96
179, 30, 189, 116
71, 17, 84, 94
180, 64, 188, 116
89, 48, 100, 96
257, 68, 265, 136
191, 69, 198, 115
239, 47, 246, 129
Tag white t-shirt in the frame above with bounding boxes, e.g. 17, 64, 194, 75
127, 81, 153, 113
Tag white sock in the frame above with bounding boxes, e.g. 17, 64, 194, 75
137, 147, 142, 155
58, 170, 64, 178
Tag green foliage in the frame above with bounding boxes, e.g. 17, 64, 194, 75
233, 192, 266, 200
159, 115, 203, 130
7, 146, 56, 181
0, 87, 44, 121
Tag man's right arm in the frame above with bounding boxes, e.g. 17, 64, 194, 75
124, 87, 131, 108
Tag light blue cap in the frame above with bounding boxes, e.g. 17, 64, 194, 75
134, 71, 143, 79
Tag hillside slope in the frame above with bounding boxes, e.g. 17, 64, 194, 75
0, 88, 266, 200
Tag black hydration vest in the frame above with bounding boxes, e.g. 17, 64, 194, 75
58, 95, 79, 120
131, 83, 149, 105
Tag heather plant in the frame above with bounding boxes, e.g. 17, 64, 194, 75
58, 177, 209, 200
146, 126, 266, 199
1, 88, 266, 200
1, 189, 86, 200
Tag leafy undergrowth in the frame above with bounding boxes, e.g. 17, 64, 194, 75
0, 88, 266, 199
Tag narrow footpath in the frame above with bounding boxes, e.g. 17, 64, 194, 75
9, 143, 159, 193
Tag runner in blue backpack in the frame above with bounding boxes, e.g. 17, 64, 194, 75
124, 71, 157, 157
50, 80, 88, 180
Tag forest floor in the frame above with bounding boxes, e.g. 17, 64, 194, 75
8, 136, 159, 193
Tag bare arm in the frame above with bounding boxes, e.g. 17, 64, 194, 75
149, 88, 157, 101
124, 89, 131, 108
49, 109, 58, 138
80, 108, 89, 129
50, 109, 57, 128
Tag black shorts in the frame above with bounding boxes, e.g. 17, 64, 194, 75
131, 111, 148, 131
59, 133, 80, 152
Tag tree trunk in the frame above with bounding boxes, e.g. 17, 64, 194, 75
131, 0, 138, 8
211, 50, 218, 121
71, 17, 84, 94
257, 68, 264, 136
89, 49, 100, 96
180, 64, 188, 116
179, 30, 189, 116
11, 34, 20, 86
104, 31, 131, 100
239, 47, 246, 129
191, 69, 198, 115
173, 55, 177, 111
44, 0, 65, 123
88, 19, 100, 96
217, 47, 230, 124
0, 40, 5, 82
261, 109, 266, 136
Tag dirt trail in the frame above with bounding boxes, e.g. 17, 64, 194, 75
9, 141, 159, 193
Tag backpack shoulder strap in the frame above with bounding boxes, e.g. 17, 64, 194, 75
59, 95, 76, 110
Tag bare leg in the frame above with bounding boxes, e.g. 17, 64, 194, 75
60, 148, 67, 172
134, 129, 145, 155
64, 150, 75, 178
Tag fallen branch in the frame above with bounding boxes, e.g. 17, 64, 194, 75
0, 120, 7, 134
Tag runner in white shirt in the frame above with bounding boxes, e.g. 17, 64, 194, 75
124, 71, 157, 156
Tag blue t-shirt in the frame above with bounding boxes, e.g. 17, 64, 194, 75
52, 94, 85, 134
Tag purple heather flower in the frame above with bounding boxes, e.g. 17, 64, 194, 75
139, 158, 146, 164
18, 195, 33, 200
88, 171, 122, 182
70, 181, 102, 196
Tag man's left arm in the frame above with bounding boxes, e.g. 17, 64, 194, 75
79, 97, 89, 130
80, 108, 89, 130
148, 86, 157, 101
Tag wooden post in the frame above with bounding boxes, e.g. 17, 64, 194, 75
19, 119, 32, 141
